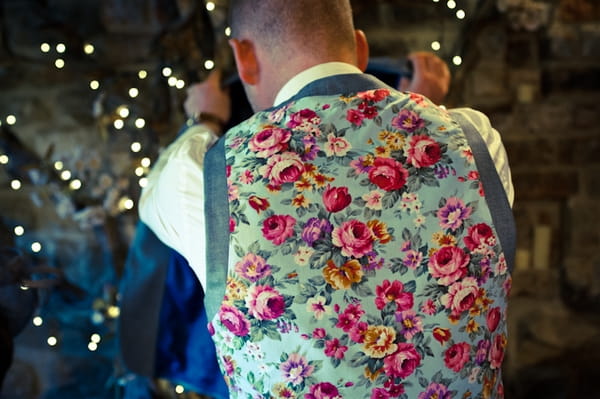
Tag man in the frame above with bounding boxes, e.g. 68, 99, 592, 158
141, 1, 515, 397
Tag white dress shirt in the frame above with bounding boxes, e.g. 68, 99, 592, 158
139, 62, 514, 288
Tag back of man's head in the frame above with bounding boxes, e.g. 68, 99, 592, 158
228, 0, 357, 63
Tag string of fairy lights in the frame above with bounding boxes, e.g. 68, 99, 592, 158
0, 0, 470, 394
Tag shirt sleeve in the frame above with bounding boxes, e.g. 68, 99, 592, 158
138, 124, 218, 289
451, 107, 515, 207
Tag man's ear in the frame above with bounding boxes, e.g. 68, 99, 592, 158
229, 38, 259, 85
354, 29, 369, 72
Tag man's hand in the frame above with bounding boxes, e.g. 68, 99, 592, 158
184, 69, 231, 134
399, 52, 451, 105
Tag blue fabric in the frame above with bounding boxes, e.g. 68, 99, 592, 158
155, 249, 229, 399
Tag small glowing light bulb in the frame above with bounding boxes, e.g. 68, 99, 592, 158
56, 43, 66, 53
129, 88, 139, 98
206, 2, 215, 11
47, 336, 58, 346
60, 170, 72, 180
84, 43, 95, 54
118, 106, 130, 118
175, 385, 185, 394
91, 333, 101, 343
456, 9, 466, 19
114, 119, 124, 130
130, 142, 142, 153
33, 316, 43, 326
162, 67, 172, 77
140, 157, 151, 167
176, 79, 185, 89
204, 59, 215, 70
31, 242, 42, 253
90, 80, 100, 90
55, 58, 65, 69
6, 115, 16, 125
135, 118, 146, 128
88, 342, 98, 351
453, 55, 463, 66
135, 167, 145, 176
54, 161, 64, 170
14, 225, 24, 236
40, 43, 51, 53
139, 177, 148, 188
225, 27, 231, 37
138, 70, 148, 79
431, 41, 441, 51
69, 179, 82, 190
447, 0, 456, 9
10, 179, 21, 190
0, 154, 8, 164
167, 76, 178, 87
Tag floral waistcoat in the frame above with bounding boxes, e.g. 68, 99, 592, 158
207, 78, 511, 399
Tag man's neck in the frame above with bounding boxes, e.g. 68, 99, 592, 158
273, 62, 362, 106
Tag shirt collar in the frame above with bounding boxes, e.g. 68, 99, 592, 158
273, 62, 362, 106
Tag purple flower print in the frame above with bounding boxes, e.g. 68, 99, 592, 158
302, 217, 333, 246
437, 197, 473, 231
391, 109, 425, 133
280, 353, 314, 386
418, 382, 451, 399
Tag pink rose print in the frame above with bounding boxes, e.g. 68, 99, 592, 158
332, 219, 374, 258
248, 195, 270, 213
248, 127, 291, 158
260, 151, 305, 186
368, 157, 408, 191
357, 88, 390, 102
324, 133, 352, 157
489, 334, 506, 369
335, 303, 365, 332
347, 108, 365, 126
464, 223, 495, 251
486, 307, 502, 332
234, 253, 271, 282
383, 343, 421, 378
370, 388, 391, 399
437, 197, 473, 231
349, 321, 368, 343
286, 108, 321, 132
432, 327, 451, 345
407, 135, 442, 168
444, 342, 470, 372
229, 217, 236, 233
324, 338, 348, 359
323, 185, 352, 213
428, 246, 470, 286
245, 285, 286, 320
375, 280, 414, 311
305, 382, 340, 399
219, 305, 251, 337
391, 109, 425, 133
440, 277, 479, 315
262, 214, 296, 245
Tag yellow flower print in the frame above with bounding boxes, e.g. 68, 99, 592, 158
367, 220, 392, 244
374, 145, 391, 157
272, 382, 296, 399
226, 277, 248, 301
295, 177, 313, 192
432, 231, 457, 247
385, 132, 406, 151
466, 319, 479, 333
292, 194, 310, 208
364, 366, 382, 382
323, 259, 363, 290
363, 325, 398, 358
